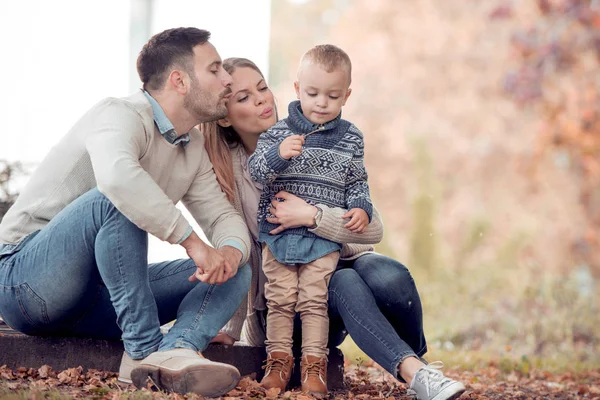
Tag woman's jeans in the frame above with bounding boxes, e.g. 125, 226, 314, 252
292, 253, 427, 377
0, 188, 251, 360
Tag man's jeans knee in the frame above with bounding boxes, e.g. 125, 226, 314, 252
0, 188, 162, 358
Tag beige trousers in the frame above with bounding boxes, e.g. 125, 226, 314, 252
262, 246, 339, 357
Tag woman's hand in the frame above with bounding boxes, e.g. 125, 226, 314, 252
210, 331, 236, 345
266, 191, 318, 235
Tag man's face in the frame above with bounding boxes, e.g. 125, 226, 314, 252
294, 63, 351, 125
183, 42, 233, 123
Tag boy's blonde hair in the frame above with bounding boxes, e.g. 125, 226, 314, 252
298, 44, 352, 85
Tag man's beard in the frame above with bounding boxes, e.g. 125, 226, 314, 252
184, 79, 229, 123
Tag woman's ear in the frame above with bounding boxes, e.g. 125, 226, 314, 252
217, 118, 232, 128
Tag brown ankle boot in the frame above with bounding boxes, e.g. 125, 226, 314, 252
301, 355, 328, 396
260, 351, 294, 391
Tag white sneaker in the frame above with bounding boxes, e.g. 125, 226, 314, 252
118, 352, 141, 384
407, 361, 466, 400
130, 348, 240, 397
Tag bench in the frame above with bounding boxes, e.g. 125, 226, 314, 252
0, 321, 345, 390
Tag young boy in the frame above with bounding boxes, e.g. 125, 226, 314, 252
248, 44, 374, 396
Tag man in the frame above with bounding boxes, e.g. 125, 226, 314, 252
0, 27, 251, 397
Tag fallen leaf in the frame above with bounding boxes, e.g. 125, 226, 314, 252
265, 387, 281, 398
37, 365, 55, 379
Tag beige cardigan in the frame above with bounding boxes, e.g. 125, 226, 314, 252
222, 146, 384, 345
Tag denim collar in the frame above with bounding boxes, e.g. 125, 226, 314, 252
143, 90, 190, 147
286, 100, 342, 134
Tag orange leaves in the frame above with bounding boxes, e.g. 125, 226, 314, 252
0, 363, 599, 399
57, 366, 83, 385
37, 365, 55, 379
0, 365, 15, 380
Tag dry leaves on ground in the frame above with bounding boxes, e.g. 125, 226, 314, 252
0, 363, 599, 399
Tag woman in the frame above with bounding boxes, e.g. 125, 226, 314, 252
203, 58, 466, 400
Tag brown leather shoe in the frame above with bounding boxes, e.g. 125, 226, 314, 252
301, 355, 328, 396
260, 351, 294, 391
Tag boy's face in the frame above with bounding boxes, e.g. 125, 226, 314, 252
294, 63, 351, 125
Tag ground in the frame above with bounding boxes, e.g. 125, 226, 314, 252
0, 363, 599, 400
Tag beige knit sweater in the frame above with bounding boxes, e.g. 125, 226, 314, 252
222, 146, 384, 344
0, 92, 250, 265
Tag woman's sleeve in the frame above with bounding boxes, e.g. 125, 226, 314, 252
309, 204, 383, 245
221, 295, 248, 341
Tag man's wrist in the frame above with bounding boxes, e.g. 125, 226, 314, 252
220, 240, 247, 266
180, 231, 202, 251
176, 225, 194, 245
221, 245, 243, 266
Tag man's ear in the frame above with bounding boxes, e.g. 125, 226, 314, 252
294, 81, 301, 99
342, 87, 352, 106
217, 118, 232, 128
168, 70, 187, 95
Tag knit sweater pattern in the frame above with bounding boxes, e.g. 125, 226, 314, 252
222, 145, 383, 343
248, 100, 373, 238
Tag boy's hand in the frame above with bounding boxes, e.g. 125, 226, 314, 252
279, 134, 305, 160
343, 208, 369, 233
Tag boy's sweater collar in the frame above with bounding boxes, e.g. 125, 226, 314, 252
287, 100, 342, 133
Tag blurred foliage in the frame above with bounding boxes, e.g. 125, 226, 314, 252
0, 160, 23, 203
409, 140, 438, 273
499, 0, 600, 274
270, 0, 600, 370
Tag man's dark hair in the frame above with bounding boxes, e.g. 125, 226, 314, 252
137, 27, 211, 91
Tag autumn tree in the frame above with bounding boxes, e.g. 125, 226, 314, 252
500, 0, 600, 274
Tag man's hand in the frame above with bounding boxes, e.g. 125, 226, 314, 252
217, 245, 243, 280
343, 208, 369, 233
278, 134, 305, 160
181, 232, 231, 285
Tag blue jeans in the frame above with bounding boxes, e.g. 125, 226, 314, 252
291, 253, 427, 377
0, 188, 251, 360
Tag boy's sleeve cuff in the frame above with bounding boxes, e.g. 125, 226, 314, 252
265, 144, 291, 172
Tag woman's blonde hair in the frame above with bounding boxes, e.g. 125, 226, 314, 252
202, 57, 267, 203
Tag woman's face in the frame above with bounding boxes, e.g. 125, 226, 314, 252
223, 67, 276, 138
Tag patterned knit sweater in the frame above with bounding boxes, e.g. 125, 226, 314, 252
248, 101, 373, 238
221, 145, 384, 343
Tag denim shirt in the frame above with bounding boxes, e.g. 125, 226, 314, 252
259, 232, 341, 265
142, 90, 191, 148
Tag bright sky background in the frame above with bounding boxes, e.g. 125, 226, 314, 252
0, 0, 271, 262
